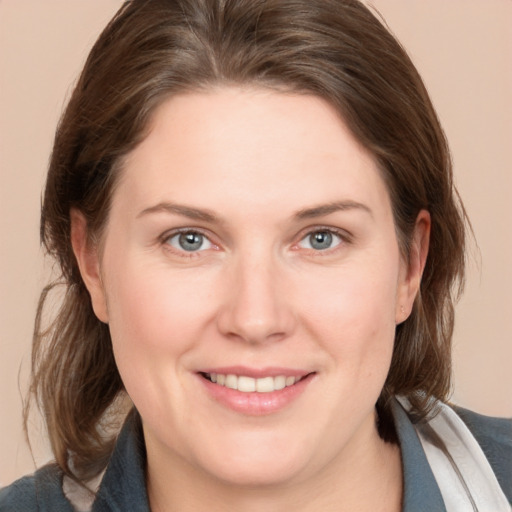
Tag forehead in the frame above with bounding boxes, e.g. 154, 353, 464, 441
114, 87, 391, 220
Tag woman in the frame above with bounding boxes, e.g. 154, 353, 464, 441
1, 0, 510, 510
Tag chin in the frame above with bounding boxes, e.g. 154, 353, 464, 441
192, 432, 311, 488
204, 457, 306, 488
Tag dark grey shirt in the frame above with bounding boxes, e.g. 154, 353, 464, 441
1, 400, 511, 511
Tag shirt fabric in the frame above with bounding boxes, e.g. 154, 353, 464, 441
1, 399, 511, 511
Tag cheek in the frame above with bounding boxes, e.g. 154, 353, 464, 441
101, 256, 213, 391
105, 258, 212, 343
298, 257, 399, 372
102, 268, 214, 428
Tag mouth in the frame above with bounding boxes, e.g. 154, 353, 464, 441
200, 372, 306, 393
197, 369, 315, 415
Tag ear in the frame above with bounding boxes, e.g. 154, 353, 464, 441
395, 210, 431, 324
70, 209, 109, 323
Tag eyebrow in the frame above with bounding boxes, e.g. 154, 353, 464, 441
137, 199, 372, 223
137, 202, 218, 222
294, 200, 373, 220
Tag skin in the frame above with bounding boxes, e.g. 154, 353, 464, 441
72, 87, 430, 511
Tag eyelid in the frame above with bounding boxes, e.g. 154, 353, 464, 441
160, 226, 209, 242
293, 225, 352, 252
160, 227, 219, 255
158, 225, 352, 256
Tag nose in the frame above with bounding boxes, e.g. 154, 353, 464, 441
216, 253, 296, 345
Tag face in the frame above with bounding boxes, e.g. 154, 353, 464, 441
74, 87, 426, 488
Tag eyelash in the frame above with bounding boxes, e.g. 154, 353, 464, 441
160, 228, 217, 259
294, 226, 351, 254
160, 226, 351, 258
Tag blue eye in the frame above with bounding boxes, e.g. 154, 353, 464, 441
167, 231, 212, 252
299, 230, 342, 251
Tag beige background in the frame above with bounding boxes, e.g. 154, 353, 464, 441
1, 0, 511, 486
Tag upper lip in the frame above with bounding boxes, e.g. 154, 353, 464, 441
197, 366, 313, 379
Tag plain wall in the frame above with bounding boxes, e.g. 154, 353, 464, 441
1, 0, 511, 486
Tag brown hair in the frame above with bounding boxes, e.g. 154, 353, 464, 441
28, 0, 466, 481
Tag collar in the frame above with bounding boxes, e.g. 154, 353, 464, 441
92, 409, 149, 511
91, 401, 446, 511
391, 399, 446, 511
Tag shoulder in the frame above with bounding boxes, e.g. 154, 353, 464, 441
454, 405, 512, 503
0, 464, 75, 512
0, 474, 37, 510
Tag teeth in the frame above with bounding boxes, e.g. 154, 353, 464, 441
238, 376, 256, 392
205, 373, 300, 393
225, 374, 238, 390
274, 375, 286, 390
256, 376, 274, 392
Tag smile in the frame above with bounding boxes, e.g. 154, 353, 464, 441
198, 368, 314, 415
203, 373, 302, 393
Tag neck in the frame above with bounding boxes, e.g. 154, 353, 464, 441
146, 418, 403, 512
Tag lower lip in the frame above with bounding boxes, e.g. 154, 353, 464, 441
199, 374, 314, 415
